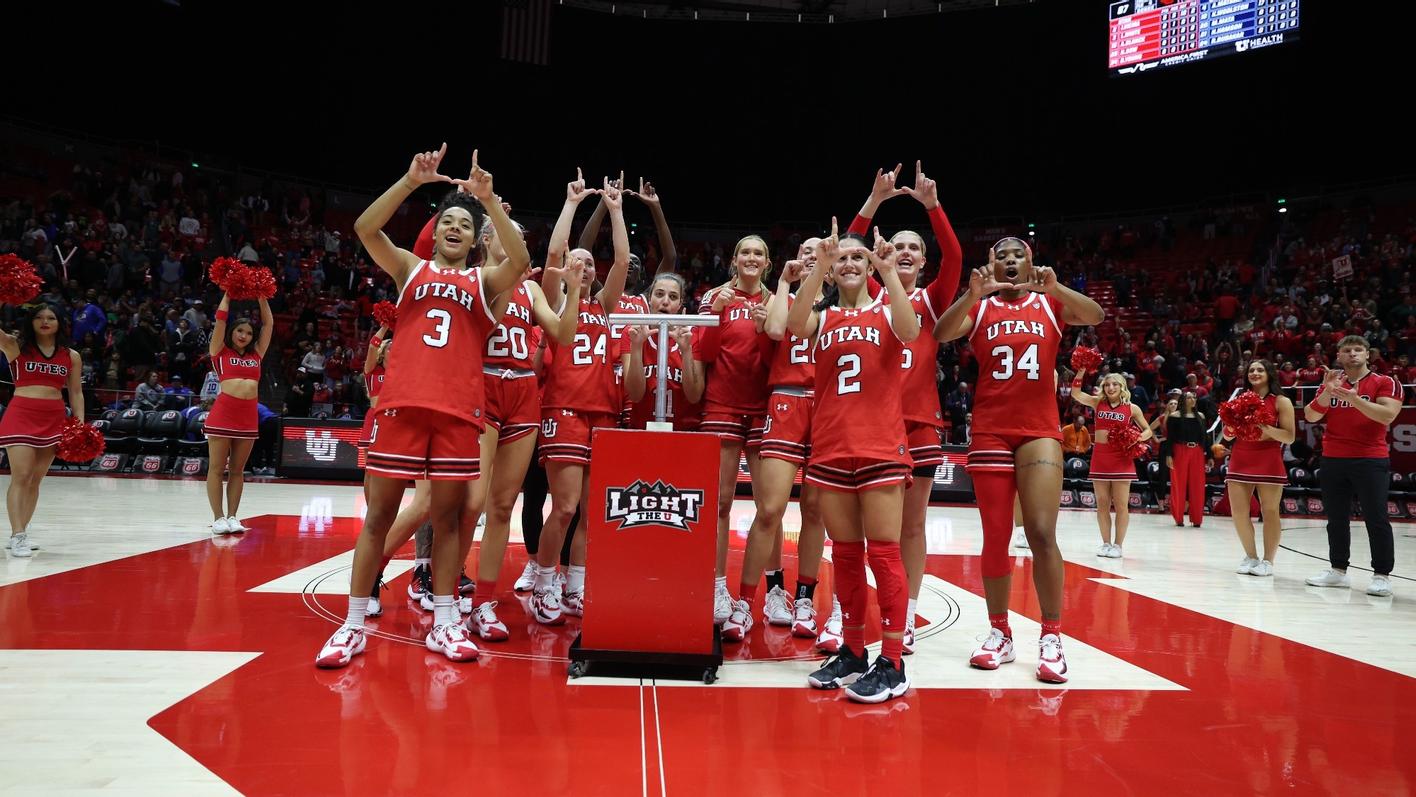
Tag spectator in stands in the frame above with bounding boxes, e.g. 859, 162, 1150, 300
950, 411, 972, 445
72, 291, 106, 340
944, 381, 972, 430
301, 341, 327, 383
250, 403, 280, 475
159, 249, 183, 295
164, 375, 193, 408
183, 300, 207, 330
293, 321, 318, 355
180, 399, 211, 442
1063, 416, 1092, 457
1126, 373, 1152, 415
134, 372, 165, 410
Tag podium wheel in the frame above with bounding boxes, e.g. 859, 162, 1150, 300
568, 661, 588, 679
702, 667, 717, 685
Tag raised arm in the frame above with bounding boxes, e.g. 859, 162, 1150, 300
675, 325, 705, 404
628, 178, 678, 275
534, 252, 583, 346
765, 255, 804, 341
363, 326, 388, 375
787, 220, 837, 340
903, 162, 964, 309
353, 144, 451, 288
451, 150, 527, 297
847, 164, 906, 235
576, 194, 609, 254
1031, 261, 1105, 327
861, 229, 918, 342
545, 168, 597, 302
935, 265, 1005, 343
624, 325, 648, 402
254, 297, 274, 358
595, 174, 631, 313
209, 292, 231, 357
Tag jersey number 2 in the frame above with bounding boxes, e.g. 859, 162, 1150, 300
837, 354, 861, 395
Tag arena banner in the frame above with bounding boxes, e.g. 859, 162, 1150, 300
582, 429, 718, 656
278, 418, 362, 480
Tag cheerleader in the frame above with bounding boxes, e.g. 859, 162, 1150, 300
0, 303, 83, 557
357, 325, 390, 496
1223, 359, 1295, 577
203, 291, 273, 535
934, 238, 1104, 684
1070, 373, 1152, 559
787, 222, 918, 704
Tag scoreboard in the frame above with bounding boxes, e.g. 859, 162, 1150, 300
1109, 0, 1300, 76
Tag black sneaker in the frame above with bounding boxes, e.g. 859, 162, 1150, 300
369, 578, 385, 599
807, 646, 870, 689
845, 656, 910, 704
458, 569, 476, 596
407, 564, 432, 600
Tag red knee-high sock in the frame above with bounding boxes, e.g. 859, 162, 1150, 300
972, 470, 1018, 579
472, 578, 496, 609
832, 540, 867, 653
868, 540, 907, 666
1041, 619, 1062, 639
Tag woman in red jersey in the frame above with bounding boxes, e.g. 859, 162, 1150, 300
785, 222, 918, 704
316, 145, 527, 669
624, 272, 704, 431
463, 245, 582, 642
1071, 373, 1153, 559
529, 169, 631, 625
203, 290, 273, 535
721, 238, 828, 644
934, 237, 1104, 685
0, 303, 83, 558
698, 235, 775, 623
1222, 359, 1295, 578
844, 161, 964, 655
356, 325, 390, 494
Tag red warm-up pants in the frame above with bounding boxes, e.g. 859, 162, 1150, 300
1170, 444, 1205, 526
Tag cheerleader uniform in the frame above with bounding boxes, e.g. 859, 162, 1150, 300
0, 346, 71, 448
204, 348, 262, 440
1224, 392, 1286, 486
1089, 401, 1141, 482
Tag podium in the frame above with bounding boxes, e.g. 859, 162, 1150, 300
567, 313, 724, 683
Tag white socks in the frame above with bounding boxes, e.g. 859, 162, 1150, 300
414, 557, 431, 567
345, 597, 367, 629
534, 565, 558, 591
715, 575, 728, 592
432, 595, 455, 626
907, 598, 918, 626
567, 565, 586, 593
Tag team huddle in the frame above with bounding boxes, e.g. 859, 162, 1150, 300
301, 148, 1105, 706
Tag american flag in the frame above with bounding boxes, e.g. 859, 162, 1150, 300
501, 0, 551, 66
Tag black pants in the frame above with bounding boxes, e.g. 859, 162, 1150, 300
520, 453, 574, 567
1319, 457, 1395, 575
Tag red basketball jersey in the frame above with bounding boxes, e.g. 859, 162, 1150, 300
543, 297, 617, 413
485, 282, 537, 371
698, 287, 772, 414
364, 365, 386, 401
377, 260, 498, 426
967, 292, 1067, 440
627, 336, 703, 430
899, 286, 947, 427
767, 293, 815, 389
610, 293, 649, 346
809, 304, 909, 466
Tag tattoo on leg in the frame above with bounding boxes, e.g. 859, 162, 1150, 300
1019, 459, 1063, 470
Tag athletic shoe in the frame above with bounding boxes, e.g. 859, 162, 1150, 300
1107, 544, 1123, 559
721, 599, 753, 642
1236, 557, 1259, 575
407, 564, 432, 600
1251, 560, 1274, 578
425, 623, 479, 662
969, 628, 1016, 670
1013, 527, 1029, 548
790, 597, 818, 638
458, 570, 475, 596
807, 645, 869, 689
6, 532, 33, 558
513, 561, 537, 592
846, 656, 910, 704
1037, 634, 1069, 684
211, 517, 231, 535
1306, 568, 1350, 588
816, 599, 844, 653
563, 589, 585, 617
1367, 575, 1394, 598
532, 586, 565, 625
457, 595, 472, 615
468, 601, 510, 641
475, 514, 486, 529
714, 582, 733, 626
903, 621, 916, 655
227, 516, 250, 533
763, 586, 793, 626
367, 580, 385, 618
418, 592, 435, 612
315, 625, 366, 668
1096, 543, 1112, 558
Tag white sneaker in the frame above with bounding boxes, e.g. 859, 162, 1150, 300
227, 516, 250, 533
456, 595, 472, 615
763, 586, 793, 626
791, 597, 818, 638
475, 514, 486, 529
1367, 575, 1394, 598
969, 627, 1016, 670
721, 599, 753, 642
816, 598, 844, 653
1305, 568, 1350, 588
1108, 544, 1123, 559
563, 589, 585, 617
1251, 560, 1274, 578
532, 586, 565, 625
315, 625, 366, 668
468, 601, 510, 641
425, 622, 479, 661
211, 517, 232, 535
419, 592, 435, 613
513, 561, 537, 592
903, 621, 916, 655
714, 582, 733, 626
1236, 557, 1259, 575
6, 532, 33, 558
1096, 543, 1112, 558
1013, 527, 1030, 548
1037, 634, 1069, 684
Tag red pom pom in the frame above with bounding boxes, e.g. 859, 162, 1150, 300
1109, 421, 1148, 458
239, 266, 277, 300
0, 254, 43, 306
58, 417, 105, 463
208, 258, 276, 300
1219, 392, 1276, 442
372, 301, 398, 330
208, 257, 241, 289
1070, 346, 1103, 373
